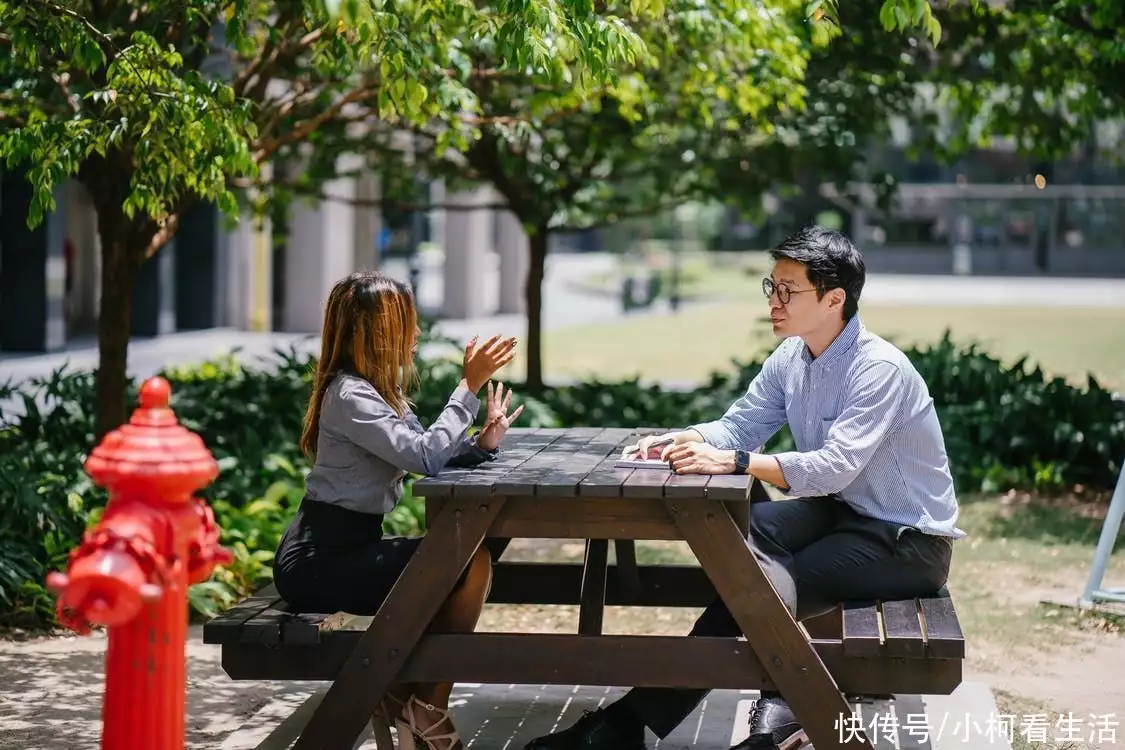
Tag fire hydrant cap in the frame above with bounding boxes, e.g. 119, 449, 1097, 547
85, 377, 219, 497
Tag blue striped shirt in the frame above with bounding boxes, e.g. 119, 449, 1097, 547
692, 315, 965, 538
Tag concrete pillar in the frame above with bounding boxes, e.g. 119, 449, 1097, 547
0, 169, 68, 352
131, 239, 176, 337
354, 171, 381, 271
442, 187, 492, 319
282, 170, 357, 333
222, 205, 273, 332
495, 208, 528, 314
66, 181, 100, 337
174, 202, 222, 330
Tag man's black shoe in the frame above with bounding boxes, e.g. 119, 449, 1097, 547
731, 696, 807, 750
523, 707, 647, 750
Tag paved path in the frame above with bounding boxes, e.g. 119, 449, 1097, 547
0, 253, 674, 399
4, 252, 1124, 409
219, 681, 1012, 750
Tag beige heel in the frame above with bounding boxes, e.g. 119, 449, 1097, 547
369, 715, 395, 750
397, 696, 462, 750
395, 719, 418, 750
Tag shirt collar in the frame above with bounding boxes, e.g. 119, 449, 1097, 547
800, 314, 863, 368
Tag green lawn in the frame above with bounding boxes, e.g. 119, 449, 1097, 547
506, 302, 1125, 390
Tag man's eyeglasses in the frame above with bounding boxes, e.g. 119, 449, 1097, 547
761, 278, 817, 305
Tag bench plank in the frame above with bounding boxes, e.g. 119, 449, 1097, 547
879, 599, 926, 658
842, 601, 884, 658
221, 633, 964, 696
202, 584, 281, 645
919, 595, 966, 658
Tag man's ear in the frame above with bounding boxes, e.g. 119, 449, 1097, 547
830, 288, 846, 310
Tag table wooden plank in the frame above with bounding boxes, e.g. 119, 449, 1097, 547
577, 429, 647, 498
451, 430, 565, 499
493, 428, 606, 495
536, 428, 631, 498
621, 463, 673, 498
664, 471, 711, 498
880, 599, 926, 658
705, 474, 754, 501
491, 496, 681, 539
414, 428, 546, 499
668, 497, 873, 750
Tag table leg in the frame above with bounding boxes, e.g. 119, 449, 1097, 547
578, 539, 609, 635
667, 498, 872, 750
291, 495, 506, 750
613, 539, 643, 602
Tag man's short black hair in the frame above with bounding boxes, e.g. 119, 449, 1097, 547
769, 224, 866, 321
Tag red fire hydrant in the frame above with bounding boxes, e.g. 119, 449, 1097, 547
46, 376, 233, 750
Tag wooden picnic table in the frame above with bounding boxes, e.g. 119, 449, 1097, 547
288, 426, 879, 750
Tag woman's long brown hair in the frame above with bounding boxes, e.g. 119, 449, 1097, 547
300, 271, 420, 460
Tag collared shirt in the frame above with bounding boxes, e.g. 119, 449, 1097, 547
691, 315, 965, 538
304, 373, 495, 516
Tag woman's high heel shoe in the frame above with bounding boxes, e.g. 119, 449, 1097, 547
394, 695, 462, 750
369, 689, 408, 750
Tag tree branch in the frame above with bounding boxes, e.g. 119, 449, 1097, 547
146, 212, 182, 257
265, 179, 512, 212
38, 0, 117, 58
551, 200, 683, 233
252, 82, 381, 163
51, 71, 80, 114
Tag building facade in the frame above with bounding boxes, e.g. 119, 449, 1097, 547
0, 166, 529, 354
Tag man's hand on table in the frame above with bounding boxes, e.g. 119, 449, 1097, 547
665, 442, 737, 475
631, 429, 705, 460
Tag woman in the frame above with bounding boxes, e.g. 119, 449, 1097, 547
274, 271, 523, 750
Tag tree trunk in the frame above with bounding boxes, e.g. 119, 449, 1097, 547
524, 226, 549, 393
93, 223, 141, 439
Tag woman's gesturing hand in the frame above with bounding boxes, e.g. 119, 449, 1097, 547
462, 335, 517, 393
476, 381, 525, 451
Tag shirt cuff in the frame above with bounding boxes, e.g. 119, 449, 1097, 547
449, 383, 482, 415
470, 434, 500, 461
772, 451, 810, 495
690, 420, 736, 450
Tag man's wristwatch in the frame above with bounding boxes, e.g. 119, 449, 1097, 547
734, 449, 750, 475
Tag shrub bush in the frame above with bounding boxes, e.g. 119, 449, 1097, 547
1, 328, 1121, 628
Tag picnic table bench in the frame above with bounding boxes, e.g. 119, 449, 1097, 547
204, 427, 965, 750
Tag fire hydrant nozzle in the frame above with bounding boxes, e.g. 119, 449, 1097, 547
47, 376, 231, 750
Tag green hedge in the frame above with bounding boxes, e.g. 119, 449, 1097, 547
1, 328, 1121, 628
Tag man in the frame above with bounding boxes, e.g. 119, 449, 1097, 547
523, 225, 964, 750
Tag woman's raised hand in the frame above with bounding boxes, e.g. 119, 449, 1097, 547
462, 334, 517, 393
476, 381, 525, 451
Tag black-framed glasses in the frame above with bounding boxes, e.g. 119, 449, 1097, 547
761, 277, 817, 305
